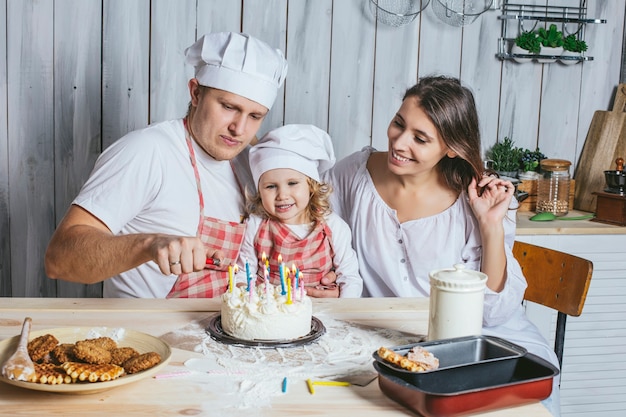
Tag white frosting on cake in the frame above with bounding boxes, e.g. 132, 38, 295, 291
221, 282, 313, 341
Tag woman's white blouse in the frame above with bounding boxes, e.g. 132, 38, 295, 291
324, 147, 527, 327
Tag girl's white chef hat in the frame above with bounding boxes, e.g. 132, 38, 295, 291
185, 32, 288, 110
250, 124, 336, 186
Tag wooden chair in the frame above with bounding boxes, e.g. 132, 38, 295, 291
512, 241, 593, 368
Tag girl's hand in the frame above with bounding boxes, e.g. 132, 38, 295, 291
467, 176, 514, 226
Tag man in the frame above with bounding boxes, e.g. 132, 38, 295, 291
46, 32, 336, 298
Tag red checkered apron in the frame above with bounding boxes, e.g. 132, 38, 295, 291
253, 219, 335, 286
166, 120, 246, 298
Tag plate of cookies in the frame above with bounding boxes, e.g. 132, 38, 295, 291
0, 326, 171, 394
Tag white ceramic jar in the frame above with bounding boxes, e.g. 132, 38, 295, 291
427, 264, 487, 341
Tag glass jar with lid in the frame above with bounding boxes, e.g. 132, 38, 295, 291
536, 159, 572, 216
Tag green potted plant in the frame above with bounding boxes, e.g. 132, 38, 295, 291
561, 34, 588, 65
537, 24, 564, 63
518, 148, 546, 180
486, 137, 523, 178
512, 31, 541, 63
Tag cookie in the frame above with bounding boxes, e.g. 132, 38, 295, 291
29, 363, 73, 385
73, 340, 112, 365
122, 352, 161, 374
27, 334, 59, 363
61, 362, 124, 382
79, 336, 118, 351
110, 347, 140, 366
50, 343, 77, 365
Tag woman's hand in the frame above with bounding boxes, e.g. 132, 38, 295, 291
467, 176, 514, 226
468, 176, 513, 293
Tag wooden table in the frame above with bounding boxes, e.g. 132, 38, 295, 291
0, 298, 552, 416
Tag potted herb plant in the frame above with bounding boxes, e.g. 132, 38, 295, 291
537, 24, 564, 63
486, 137, 523, 178
518, 148, 546, 180
512, 31, 540, 63
561, 34, 588, 65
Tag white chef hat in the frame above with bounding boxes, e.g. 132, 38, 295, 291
249, 124, 336, 187
185, 32, 288, 109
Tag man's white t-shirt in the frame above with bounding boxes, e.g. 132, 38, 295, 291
73, 119, 252, 298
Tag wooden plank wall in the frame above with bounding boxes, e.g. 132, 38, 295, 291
0, 0, 624, 299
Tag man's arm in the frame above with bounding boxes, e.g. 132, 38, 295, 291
45, 205, 208, 283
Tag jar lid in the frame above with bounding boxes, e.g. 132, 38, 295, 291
540, 159, 571, 171
429, 264, 487, 291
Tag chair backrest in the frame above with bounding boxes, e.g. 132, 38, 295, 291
512, 240, 593, 368
513, 241, 592, 316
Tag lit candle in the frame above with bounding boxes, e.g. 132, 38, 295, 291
228, 265, 234, 293
249, 277, 255, 303
263, 256, 269, 295
245, 259, 251, 291
292, 264, 298, 291
262, 252, 269, 274
278, 254, 286, 295
286, 277, 292, 304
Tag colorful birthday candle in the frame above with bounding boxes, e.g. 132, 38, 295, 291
245, 259, 251, 291
262, 254, 270, 295
228, 265, 234, 293
278, 254, 286, 295
286, 277, 292, 304
249, 277, 255, 302
262, 251, 270, 274
292, 264, 298, 291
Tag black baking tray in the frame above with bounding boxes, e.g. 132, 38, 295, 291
373, 335, 527, 386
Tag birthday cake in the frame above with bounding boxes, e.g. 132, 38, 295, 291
220, 281, 313, 341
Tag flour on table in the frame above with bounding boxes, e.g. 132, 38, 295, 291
159, 313, 423, 414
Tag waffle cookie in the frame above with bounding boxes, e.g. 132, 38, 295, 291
378, 346, 433, 373
61, 362, 125, 382
28, 363, 74, 385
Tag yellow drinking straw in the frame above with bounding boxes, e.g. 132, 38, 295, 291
313, 381, 351, 386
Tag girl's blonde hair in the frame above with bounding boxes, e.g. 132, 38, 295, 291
246, 177, 332, 224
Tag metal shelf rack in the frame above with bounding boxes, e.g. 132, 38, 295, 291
497, 1, 606, 63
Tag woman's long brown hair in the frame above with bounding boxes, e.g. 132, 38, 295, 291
402, 76, 484, 193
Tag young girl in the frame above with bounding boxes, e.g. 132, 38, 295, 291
324, 76, 560, 415
235, 124, 362, 298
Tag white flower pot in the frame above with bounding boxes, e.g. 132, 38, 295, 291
538, 46, 563, 63
511, 45, 534, 63
560, 50, 581, 65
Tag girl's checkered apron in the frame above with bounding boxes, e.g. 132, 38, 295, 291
254, 218, 335, 286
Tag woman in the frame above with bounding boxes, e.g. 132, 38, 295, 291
324, 76, 560, 416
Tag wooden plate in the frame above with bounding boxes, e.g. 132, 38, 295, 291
0, 327, 171, 394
